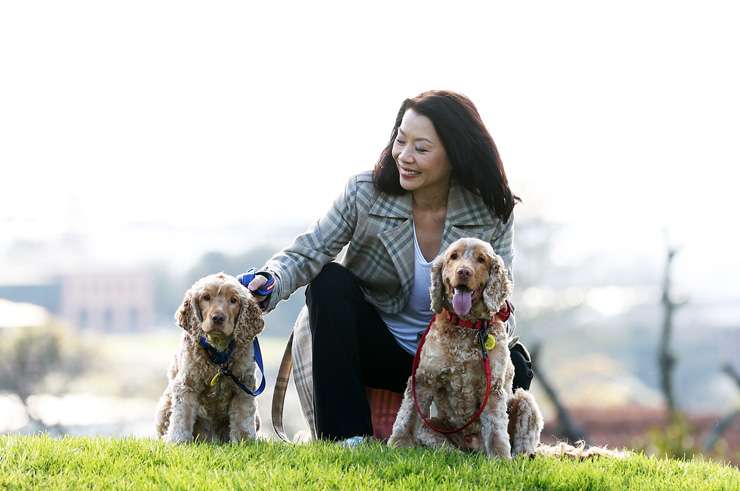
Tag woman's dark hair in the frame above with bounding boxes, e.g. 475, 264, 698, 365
373, 90, 519, 222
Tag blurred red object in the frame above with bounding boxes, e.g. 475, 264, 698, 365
366, 387, 403, 440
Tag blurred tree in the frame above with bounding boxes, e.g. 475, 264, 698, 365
0, 324, 89, 431
658, 246, 687, 421
644, 245, 701, 461
703, 364, 740, 453
530, 342, 589, 444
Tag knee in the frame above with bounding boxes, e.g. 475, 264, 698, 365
306, 263, 355, 303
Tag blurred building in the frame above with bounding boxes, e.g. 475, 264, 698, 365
60, 272, 154, 332
0, 271, 155, 331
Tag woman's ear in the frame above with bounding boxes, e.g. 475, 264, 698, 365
175, 288, 201, 332
483, 254, 512, 313
429, 255, 446, 313
235, 290, 264, 341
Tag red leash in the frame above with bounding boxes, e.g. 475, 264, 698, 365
411, 312, 492, 435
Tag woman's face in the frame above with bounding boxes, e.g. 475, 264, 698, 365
392, 109, 452, 194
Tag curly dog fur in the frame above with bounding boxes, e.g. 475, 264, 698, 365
389, 238, 544, 458
154, 272, 264, 443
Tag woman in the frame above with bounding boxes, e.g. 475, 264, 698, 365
246, 90, 533, 442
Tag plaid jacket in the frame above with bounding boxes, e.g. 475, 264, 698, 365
263, 171, 515, 438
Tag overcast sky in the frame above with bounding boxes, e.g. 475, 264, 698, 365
1, 1, 739, 293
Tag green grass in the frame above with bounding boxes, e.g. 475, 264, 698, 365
1, 436, 738, 490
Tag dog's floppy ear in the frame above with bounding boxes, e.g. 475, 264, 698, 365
483, 254, 512, 313
235, 288, 264, 341
175, 288, 201, 332
429, 254, 446, 313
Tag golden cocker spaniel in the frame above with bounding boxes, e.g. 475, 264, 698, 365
389, 238, 543, 458
155, 272, 264, 443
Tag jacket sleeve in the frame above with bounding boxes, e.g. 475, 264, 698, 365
260, 175, 359, 312
491, 211, 515, 285
490, 212, 517, 337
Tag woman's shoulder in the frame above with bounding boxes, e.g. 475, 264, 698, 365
342, 170, 382, 207
346, 170, 375, 188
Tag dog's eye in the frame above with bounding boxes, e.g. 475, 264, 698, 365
450, 252, 459, 260
202, 294, 210, 302
230, 297, 238, 304
477, 256, 486, 263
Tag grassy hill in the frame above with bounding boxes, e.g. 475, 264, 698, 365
1, 436, 738, 490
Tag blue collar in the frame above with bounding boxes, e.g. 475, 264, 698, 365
198, 335, 266, 397
199, 336, 236, 365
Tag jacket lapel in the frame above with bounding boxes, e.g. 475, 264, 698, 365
368, 183, 494, 300
369, 192, 415, 296
440, 181, 494, 251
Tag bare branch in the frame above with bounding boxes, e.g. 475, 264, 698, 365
703, 408, 740, 453
720, 363, 740, 391
658, 245, 686, 421
530, 343, 589, 444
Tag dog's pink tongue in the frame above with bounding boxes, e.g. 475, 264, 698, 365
452, 289, 472, 317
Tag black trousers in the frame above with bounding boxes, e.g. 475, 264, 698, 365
306, 263, 533, 441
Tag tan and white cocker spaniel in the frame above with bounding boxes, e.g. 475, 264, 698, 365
389, 238, 543, 458
155, 272, 264, 443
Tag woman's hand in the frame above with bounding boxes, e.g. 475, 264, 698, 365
237, 269, 275, 309
247, 274, 269, 303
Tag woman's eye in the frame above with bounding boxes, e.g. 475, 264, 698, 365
202, 294, 210, 302
416, 147, 428, 153
395, 138, 406, 145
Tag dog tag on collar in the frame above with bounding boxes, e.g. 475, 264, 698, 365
210, 371, 222, 386
484, 334, 496, 351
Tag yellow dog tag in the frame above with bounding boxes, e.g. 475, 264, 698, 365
484, 334, 496, 351
210, 371, 222, 386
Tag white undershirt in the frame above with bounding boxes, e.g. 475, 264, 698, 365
380, 225, 434, 355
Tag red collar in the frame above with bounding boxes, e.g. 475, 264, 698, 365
444, 310, 488, 330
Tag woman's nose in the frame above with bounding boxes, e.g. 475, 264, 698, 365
398, 146, 414, 163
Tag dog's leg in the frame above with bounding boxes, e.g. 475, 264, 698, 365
229, 390, 258, 442
480, 383, 512, 459
414, 413, 455, 450
164, 383, 198, 443
507, 388, 544, 456
389, 378, 420, 448
390, 382, 451, 450
156, 356, 181, 438
193, 417, 216, 442
154, 388, 173, 438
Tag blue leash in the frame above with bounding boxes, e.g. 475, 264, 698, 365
199, 336, 266, 397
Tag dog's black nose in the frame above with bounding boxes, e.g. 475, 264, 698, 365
456, 268, 472, 281
212, 313, 226, 324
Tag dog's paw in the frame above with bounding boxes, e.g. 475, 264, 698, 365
387, 435, 415, 448
164, 430, 193, 444
229, 427, 257, 443
292, 430, 312, 444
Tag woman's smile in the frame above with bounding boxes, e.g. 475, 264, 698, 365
399, 166, 422, 179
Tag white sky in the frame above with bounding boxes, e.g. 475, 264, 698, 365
1, 1, 739, 292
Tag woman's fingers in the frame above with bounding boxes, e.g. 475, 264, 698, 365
248, 275, 268, 300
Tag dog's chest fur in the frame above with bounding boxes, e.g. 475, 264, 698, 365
419, 328, 482, 382
415, 319, 510, 443
182, 341, 254, 418
417, 325, 486, 422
